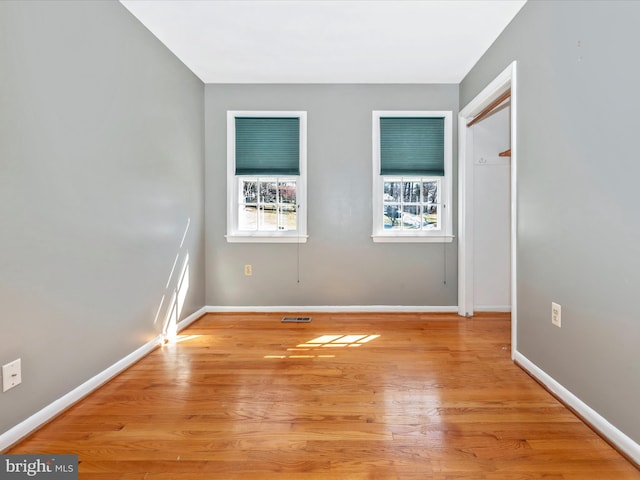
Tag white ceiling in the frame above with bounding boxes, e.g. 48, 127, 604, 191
120, 0, 526, 84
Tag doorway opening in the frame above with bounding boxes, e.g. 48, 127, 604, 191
458, 62, 517, 358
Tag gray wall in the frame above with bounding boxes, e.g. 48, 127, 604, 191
461, 1, 640, 442
205, 84, 458, 306
0, 1, 205, 434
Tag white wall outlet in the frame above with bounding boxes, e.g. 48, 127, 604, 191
2, 358, 22, 392
244, 264, 252, 276
551, 302, 561, 328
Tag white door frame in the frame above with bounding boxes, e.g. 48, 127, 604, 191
458, 61, 518, 358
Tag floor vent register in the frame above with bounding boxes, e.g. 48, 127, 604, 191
281, 316, 312, 323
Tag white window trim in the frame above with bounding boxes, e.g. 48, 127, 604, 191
226, 111, 308, 243
371, 110, 454, 243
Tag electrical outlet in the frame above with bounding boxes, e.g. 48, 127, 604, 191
552, 302, 561, 328
2, 358, 22, 392
244, 264, 252, 276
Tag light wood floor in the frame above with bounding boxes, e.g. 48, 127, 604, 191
9, 312, 640, 479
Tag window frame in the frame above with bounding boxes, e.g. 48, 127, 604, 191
226, 111, 308, 243
372, 110, 454, 243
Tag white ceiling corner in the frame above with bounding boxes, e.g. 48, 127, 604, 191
119, 0, 526, 84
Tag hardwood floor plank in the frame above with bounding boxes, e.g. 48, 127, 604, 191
7, 312, 639, 479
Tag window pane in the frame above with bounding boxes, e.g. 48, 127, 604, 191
423, 180, 439, 204
258, 205, 278, 231
279, 205, 297, 231
260, 181, 277, 204
383, 180, 401, 202
401, 205, 421, 229
239, 205, 257, 231
423, 205, 438, 230
278, 181, 296, 205
403, 180, 420, 203
242, 180, 257, 204
383, 206, 401, 230
380, 176, 443, 234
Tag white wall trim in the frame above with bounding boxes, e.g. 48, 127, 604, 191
205, 305, 458, 313
458, 61, 518, 358
372, 110, 453, 241
457, 120, 474, 318
175, 306, 208, 332
372, 234, 455, 243
226, 111, 307, 242
0, 306, 208, 452
515, 351, 640, 465
474, 305, 512, 313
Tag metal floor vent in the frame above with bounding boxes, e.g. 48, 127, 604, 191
281, 316, 312, 323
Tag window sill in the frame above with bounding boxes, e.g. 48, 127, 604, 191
372, 234, 454, 244
226, 234, 309, 244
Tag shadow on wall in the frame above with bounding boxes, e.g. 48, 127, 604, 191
153, 218, 191, 343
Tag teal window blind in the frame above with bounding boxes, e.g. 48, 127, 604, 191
380, 117, 445, 176
235, 117, 300, 175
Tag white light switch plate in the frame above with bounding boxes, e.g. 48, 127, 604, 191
2, 358, 22, 392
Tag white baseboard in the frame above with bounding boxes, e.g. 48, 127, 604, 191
474, 305, 512, 312
0, 306, 208, 452
515, 351, 640, 465
176, 307, 206, 331
204, 305, 459, 313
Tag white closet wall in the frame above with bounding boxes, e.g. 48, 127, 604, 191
472, 104, 511, 311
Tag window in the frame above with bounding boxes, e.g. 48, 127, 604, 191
227, 111, 307, 243
372, 111, 453, 243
